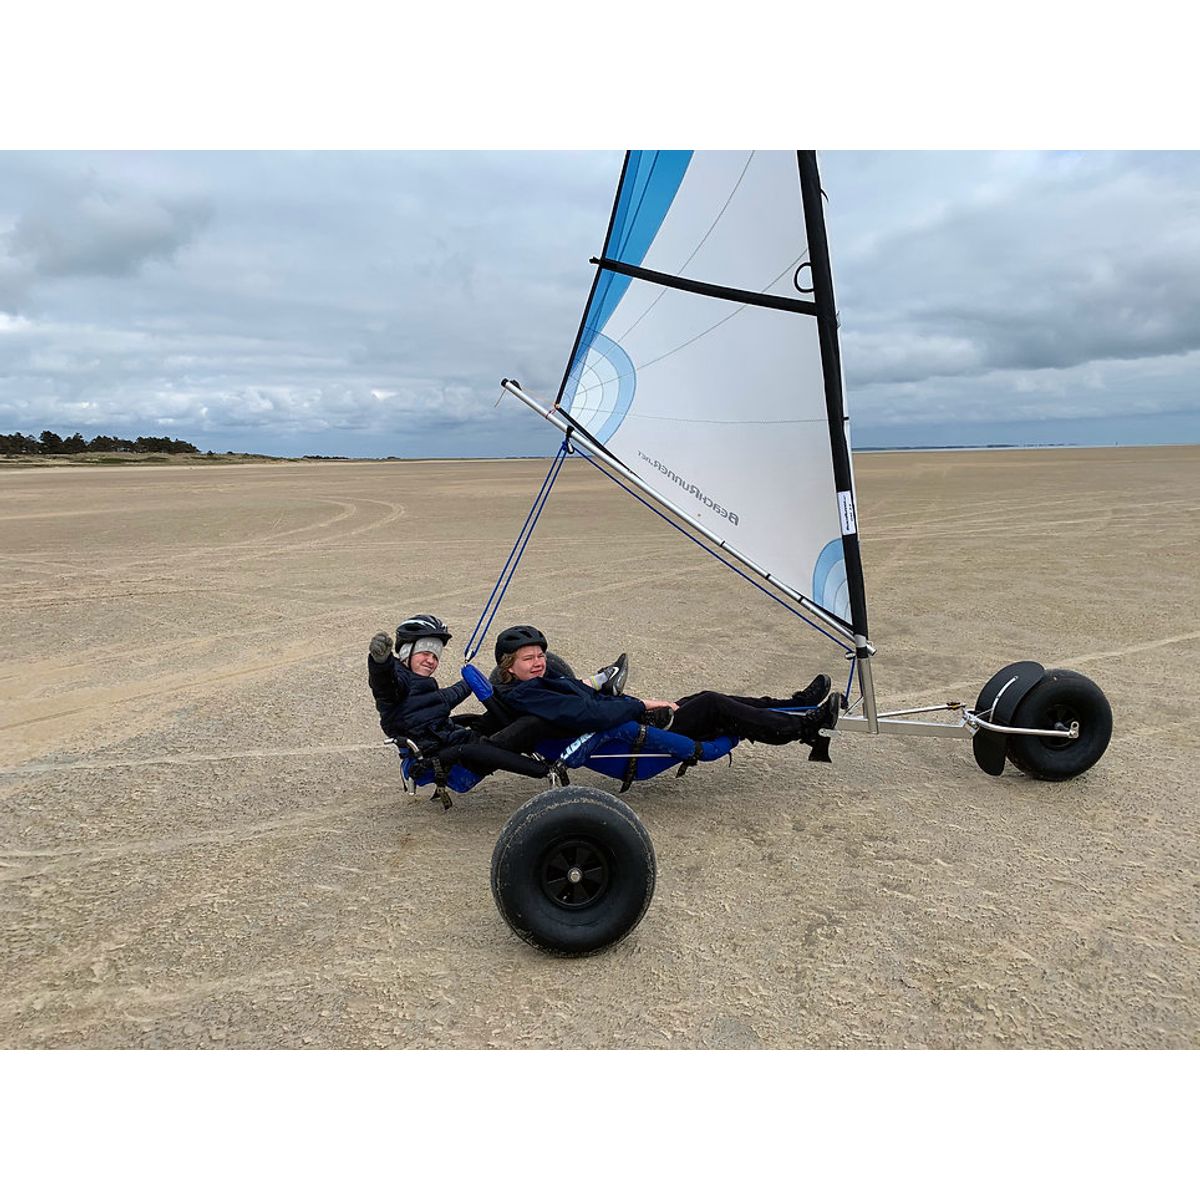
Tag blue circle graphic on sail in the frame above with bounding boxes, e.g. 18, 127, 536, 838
812, 538, 850, 622
573, 331, 637, 444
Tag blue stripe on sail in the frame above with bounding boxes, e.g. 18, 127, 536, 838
813, 538, 850, 622
563, 150, 692, 413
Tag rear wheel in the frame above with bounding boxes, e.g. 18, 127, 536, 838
490, 786, 656, 956
1005, 669, 1112, 781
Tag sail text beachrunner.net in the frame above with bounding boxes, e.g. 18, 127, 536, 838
636, 449, 739, 525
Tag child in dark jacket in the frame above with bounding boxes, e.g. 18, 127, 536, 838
491, 625, 841, 753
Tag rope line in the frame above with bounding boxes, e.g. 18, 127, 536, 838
463, 440, 570, 661
575, 450, 853, 654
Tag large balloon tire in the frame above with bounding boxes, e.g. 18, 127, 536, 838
1005, 669, 1113, 781
490, 786, 656, 957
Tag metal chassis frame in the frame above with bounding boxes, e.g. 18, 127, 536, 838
498, 381, 1080, 751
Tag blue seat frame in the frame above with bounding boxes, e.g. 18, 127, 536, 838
396, 720, 739, 796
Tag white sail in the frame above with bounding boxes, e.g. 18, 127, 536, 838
557, 151, 866, 636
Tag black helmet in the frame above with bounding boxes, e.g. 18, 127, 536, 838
494, 624, 547, 662
395, 614, 451, 647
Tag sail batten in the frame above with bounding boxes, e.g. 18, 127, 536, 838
557, 150, 868, 640
593, 257, 820, 316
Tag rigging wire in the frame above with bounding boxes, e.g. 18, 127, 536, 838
463, 439, 570, 662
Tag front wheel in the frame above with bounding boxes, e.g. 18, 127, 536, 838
490, 786, 656, 956
1005, 669, 1112, 781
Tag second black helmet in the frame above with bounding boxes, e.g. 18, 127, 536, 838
494, 624, 547, 662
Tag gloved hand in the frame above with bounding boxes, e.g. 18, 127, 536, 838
642, 703, 677, 730
369, 631, 394, 663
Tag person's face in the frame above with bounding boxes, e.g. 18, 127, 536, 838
409, 649, 440, 677
510, 645, 546, 681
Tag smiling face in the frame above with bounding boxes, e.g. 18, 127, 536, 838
408, 649, 440, 677
509, 644, 547, 681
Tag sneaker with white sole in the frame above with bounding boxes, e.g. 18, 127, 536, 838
598, 652, 630, 696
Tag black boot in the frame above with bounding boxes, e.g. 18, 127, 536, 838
803, 692, 842, 762
791, 673, 832, 707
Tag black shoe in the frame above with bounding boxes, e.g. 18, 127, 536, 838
791, 673, 832, 708
598, 652, 630, 696
803, 692, 842, 762
789, 691, 840, 737
643, 705, 674, 730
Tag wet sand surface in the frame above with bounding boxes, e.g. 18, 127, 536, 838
2, 445, 1198, 1049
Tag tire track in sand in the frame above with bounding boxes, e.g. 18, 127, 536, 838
0, 794, 397, 884
0, 741, 392, 778
874, 630, 1200, 709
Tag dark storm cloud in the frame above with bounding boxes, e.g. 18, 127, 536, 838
1, 165, 211, 313
6, 187, 210, 282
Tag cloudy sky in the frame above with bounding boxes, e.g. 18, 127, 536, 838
3, 149, 1198, 455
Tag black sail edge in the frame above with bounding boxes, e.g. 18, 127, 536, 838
796, 151, 870, 643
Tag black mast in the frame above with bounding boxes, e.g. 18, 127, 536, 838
796, 151, 870, 643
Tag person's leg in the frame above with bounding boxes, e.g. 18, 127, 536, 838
437, 739, 550, 780
484, 713, 564, 754
670, 690, 839, 746
675, 673, 830, 711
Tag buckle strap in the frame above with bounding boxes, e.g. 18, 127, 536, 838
432, 757, 454, 810
619, 725, 649, 793
676, 739, 704, 778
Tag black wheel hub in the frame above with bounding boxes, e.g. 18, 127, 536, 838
1039, 702, 1079, 752
540, 837, 611, 909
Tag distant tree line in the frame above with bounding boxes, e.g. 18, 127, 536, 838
1, 430, 201, 455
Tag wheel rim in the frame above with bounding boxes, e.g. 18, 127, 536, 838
1039, 701, 1080, 752
539, 837, 611, 909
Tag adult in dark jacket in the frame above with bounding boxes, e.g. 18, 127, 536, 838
491, 625, 842, 752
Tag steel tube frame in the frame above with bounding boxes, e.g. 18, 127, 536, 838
838, 715, 975, 740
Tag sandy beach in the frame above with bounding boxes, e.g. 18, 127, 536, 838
2, 444, 1197, 1049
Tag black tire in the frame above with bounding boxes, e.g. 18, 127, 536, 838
1005, 669, 1112, 781
490, 786, 656, 957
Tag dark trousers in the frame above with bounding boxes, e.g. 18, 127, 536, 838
670, 690, 813, 746
434, 737, 548, 780
479, 713, 558, 754
433, 713, 563, 780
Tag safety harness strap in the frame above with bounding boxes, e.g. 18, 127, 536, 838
619, 725, 649, 793
676, 739, 705, 778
